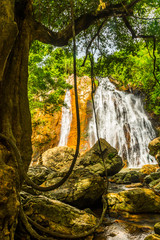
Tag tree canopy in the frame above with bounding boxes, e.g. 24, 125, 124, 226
28, 0, 160, 116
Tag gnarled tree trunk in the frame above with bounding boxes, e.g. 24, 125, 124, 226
0, 1, 32, 238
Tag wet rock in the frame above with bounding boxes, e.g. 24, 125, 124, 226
23, 166, 106, 208
154, 222, 160, 235
149, 137, 160, 166
140, 164, 159, 175
31, 110, 62, 165
144, 234, 160, 240
20, 192, 97, 236
107, 188, 160, 213
78, 138, 123, 176
40, 168, 106, 208
144, 172, 160, 190
149, 179, 160, 190
110, 170, 143, 184
125, 183, 143, 188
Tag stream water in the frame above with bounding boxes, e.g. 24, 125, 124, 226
88, 77, 156, 168
58, 90, 72, 146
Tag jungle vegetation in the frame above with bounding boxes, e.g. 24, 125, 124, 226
0, 0, 160, 239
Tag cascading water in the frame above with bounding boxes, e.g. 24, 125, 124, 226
58, 90, 72, 146
88, 77, 156, 168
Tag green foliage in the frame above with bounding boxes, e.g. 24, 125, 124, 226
29, 0, 160, 117
95, 41, 160, 115
28, 41, 72, 114
28, 41, 91, 114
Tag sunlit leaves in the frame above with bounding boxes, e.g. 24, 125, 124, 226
95, 41, 160, 115
28, 41, 72, 113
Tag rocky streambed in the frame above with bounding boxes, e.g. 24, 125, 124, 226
16, 137, 160, 240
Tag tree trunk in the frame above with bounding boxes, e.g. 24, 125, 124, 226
0, 1, 33, 239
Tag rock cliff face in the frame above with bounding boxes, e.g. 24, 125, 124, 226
31, 75, 93, 163
149, 137, 160, 166
31, 110, 62, 165
66, 75, 92, 152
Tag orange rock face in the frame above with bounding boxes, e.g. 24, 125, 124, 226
31, 75, 93, 163
31, 110, 62, 165
67, 75, 92, 153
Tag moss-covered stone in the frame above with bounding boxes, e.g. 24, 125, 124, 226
154, 222, 160, 235
149, 179, 160, 188
149, 137, 160, 166
23, 166, 105, 208
107, 188, 160, 213
79, 139, 123, 176
140, 164, 158, 175
110, 170, 143, 184
144, 234, 160, 240
144, 172, 160, 191
21, 193, 98, 236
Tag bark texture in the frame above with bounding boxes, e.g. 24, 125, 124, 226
0, 0, 33, 238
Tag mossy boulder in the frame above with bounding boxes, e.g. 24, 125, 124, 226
154, 222, 160, 235
23, 166, 105, 208
149, 137, 160, 166
40, 168, 105, 208
79, 138, 123, 176
144, 172, 160, 191
110, 170, 143, 184
41, 139, 123, 177
140, 164, 158, 175
107, 188, 160, 213
20, 192, 97, 236
144, 234, 160, 240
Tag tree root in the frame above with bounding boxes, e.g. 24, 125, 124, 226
19, 205, 56, 240
20, 195, 108, 239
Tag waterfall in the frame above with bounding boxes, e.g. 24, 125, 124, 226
88, 77, 156, 168
58, 90, 72, 146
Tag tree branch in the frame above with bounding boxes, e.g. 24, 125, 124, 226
82, 20, 106, 67
122, 16, 159, 85
126, 0, 142, 9
32, 1, 139, 47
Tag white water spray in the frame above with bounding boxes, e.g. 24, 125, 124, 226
88, 78, 156, 167
58, 90, 72, 146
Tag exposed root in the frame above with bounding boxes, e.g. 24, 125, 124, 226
20, 195, 107, 239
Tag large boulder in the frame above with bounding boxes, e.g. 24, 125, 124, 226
42, 146, 75, 172
78, 138, 123, 176
40, 167, 106, 208
107, 188, 160, 213
149, 137, 160, 166
41, 139, 123, 177
20, 192, 97, 237
27, 139, 123, 208
23, 166, 106, 208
